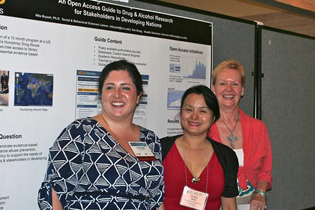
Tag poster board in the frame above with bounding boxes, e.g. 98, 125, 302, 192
0, 0, 212, 209
261, 28, 315, 210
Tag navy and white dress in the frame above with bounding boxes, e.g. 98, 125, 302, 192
38, 118, 164, 210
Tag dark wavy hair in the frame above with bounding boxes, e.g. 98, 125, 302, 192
98, 60, 143, 96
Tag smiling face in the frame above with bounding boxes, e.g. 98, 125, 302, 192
101, 70, 141, 122
212, 68, 244, 110
181, 93, 214, 137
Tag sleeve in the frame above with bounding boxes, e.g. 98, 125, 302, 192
222, 147, 239, 198
38, 122, 85, 209
148, 133, 165, 209
160, 136, 171, 161
211, 138, 239, 198
161, 135, 180, 161
257, 124, 273, 189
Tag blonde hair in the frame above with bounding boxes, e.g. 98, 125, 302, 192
212, 59, 246, 86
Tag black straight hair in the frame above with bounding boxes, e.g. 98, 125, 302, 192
180, 85, 220, 122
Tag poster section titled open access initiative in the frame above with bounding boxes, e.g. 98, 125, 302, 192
0, 0, 212, 209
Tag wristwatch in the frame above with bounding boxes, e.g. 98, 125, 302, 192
252, 189, 267, 201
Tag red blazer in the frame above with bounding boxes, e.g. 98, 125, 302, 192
208, 109, 273, 190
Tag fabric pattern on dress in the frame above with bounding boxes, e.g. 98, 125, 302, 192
38, 118, 164, 210
237, 179, 255, 196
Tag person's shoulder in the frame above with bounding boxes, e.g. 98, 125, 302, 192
208, 137, 236, 156
139, 126, 157, 136
208, 137, 238, 168
64, 117, 98, 130
70, 117, 97, 125
160, 135, 182, 160
240, 109, 267, 128
208, 137, 230, 150
56, 118, 97, 140
160, 134, 182, 142
139, 126, 163, 144
160, 135, 182, 149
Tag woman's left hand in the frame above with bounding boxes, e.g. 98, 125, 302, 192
249, 193, 266, 210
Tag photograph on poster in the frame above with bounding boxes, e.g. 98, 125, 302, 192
133, 74, 149, 121
14, 72, 53, 106
76, 70, 101, 119
0, 70, 9, 106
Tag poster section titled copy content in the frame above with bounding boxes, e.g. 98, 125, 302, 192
0, 0, 212, 209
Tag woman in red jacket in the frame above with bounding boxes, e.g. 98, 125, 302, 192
208, 59, 272, 210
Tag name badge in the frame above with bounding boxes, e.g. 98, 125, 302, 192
180, 186, 209, 210
128, 142, 157, 161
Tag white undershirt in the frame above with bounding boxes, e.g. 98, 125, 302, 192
233, 148, 244, 167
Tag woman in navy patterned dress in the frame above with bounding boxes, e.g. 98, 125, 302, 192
38, 60, 164, 210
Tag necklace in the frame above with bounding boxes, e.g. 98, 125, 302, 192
192, 176, 200, 183
183, 136, 209, 184
221, 113, 239, 149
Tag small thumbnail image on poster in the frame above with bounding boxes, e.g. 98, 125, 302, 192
0, 70, 9, 106
14, 72, 53, 106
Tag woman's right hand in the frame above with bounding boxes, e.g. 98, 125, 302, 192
52, 188, 63, 210
221, 197, 237, 210
249, 193, 266, 210
158, 203, 165, 210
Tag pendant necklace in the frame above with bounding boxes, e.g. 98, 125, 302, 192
221, 113, 239, 149
183, 136, 208, 184
192, 176, 200, 183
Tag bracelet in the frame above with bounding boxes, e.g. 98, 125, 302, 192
252, 189, 267, 201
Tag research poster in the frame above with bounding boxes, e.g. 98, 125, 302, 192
0, 0, 212, 209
